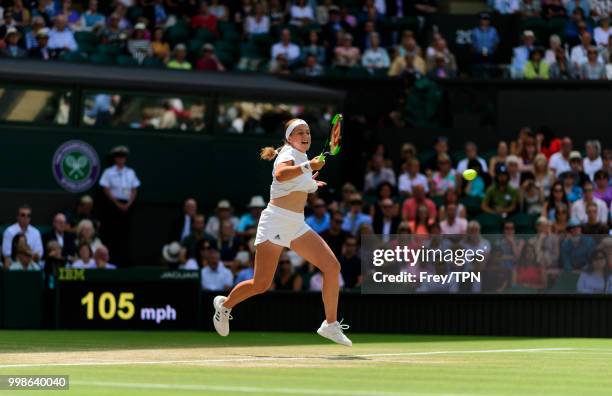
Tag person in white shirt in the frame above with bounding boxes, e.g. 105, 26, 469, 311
211, 118, 352, 347
594, 15, 612, 47
583, 139, 603, 181
362, 32, 390, 71
2, 204, 43, 269
506, 155, 523, 189
201, 249, 233, 291
549, 137, 573, 176
571, 181, 609, 223
48, 14, 78, 53
244, 2, 270, 36
544, 34, 565, 65
93, 245, 117, 269
9, 240, 41, 271
71, 243, 97, 269
271, 28, 301, 66
364, 154, 396, 193
571, 31, 602, 67
99, 145, 141, 266
456, 141, 488, 174
440, 203, 468, 234
205, 200, 240, 236
398, 158, 428, 196
290, 0, 315, 26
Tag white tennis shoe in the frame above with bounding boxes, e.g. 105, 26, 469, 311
317, 319, 352, 346
212, 296, 232, 336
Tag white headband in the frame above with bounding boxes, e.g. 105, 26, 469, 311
285, 119, 307, 140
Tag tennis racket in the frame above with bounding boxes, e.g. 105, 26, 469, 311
318, 113, 343, 161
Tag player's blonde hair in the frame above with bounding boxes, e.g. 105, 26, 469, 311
259, 119, 302, 161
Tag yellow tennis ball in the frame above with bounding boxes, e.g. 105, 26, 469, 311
463, 169, 478, 181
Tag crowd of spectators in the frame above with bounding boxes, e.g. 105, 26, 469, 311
2, 126, 611, 293
1, 0, 610, 79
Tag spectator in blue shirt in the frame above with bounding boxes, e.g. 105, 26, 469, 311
566, 0, 590, 18
341, 194, 373, 236
471, 13, 500, 66
511, 30, 536, 78
80, 0, 105, 31
236, 196, 266, 236
306, 199, 331, 234
560, 219, 596, 271
48, 14, 78, 53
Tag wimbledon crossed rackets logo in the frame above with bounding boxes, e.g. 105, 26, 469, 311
52, 140, 100, 193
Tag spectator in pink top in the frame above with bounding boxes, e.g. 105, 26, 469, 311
334, 33, 361, 67
429, 153, 461, 197
440, 203, 468, 234
402, 184, 437, 222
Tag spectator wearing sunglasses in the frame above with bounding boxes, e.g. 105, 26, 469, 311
2, 204, 43, 269
579, 46, 607, 79
583, 140, 603, 181
306, 199, 331, 234
571, 181, 609, 224
593, 170, 612, 206
373, 198, 401, 243
321, 211, 351, 257
341, 194, 373, 236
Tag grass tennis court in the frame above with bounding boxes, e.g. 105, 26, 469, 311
1, 331, 611, 396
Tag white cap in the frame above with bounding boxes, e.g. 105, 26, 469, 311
247, 196, 266, 208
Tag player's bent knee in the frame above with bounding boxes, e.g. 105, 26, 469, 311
252, 279, 272, 294
322, 258, 341, 275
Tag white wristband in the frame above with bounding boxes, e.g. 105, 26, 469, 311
299, 161, 311, 174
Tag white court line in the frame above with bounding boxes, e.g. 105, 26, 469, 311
0, 348, 577, 369
71, 381, 464, 396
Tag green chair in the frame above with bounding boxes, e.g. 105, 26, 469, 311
127, 6, 144, 21
346, 66, 370, 78
324, 66, 347, 78
34, 224, 52, 236
75, 31, 97, 46
240, 42, 260, 58
60, 51, 88, 63
510, 213, 538, 234
460, 195, 483, 218
547, 272, 580, 293
214, 40, 236, 56
77, 42, 96, 54
195, 28, 217, 43
221, 29, 241, 42
548, 17, 567, 39
142, 57, 165, 68
166, 26, 190, 45
431, 195, 444, 208
97, 43, 120, 56
214, 50, 235, 68
117, 55, 138, 66
418, 150, 436, 166
218, 21, 236, 34
189, 38, 204, 55
474, 213, 504, 234
373, 67, 389, 78
89, 53, 115, 65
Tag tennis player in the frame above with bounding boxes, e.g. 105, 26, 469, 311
213, 118, 352, 346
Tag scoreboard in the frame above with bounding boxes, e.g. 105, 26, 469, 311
56, 268, 201, 329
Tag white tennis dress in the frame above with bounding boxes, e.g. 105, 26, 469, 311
254, 145, 318, 248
